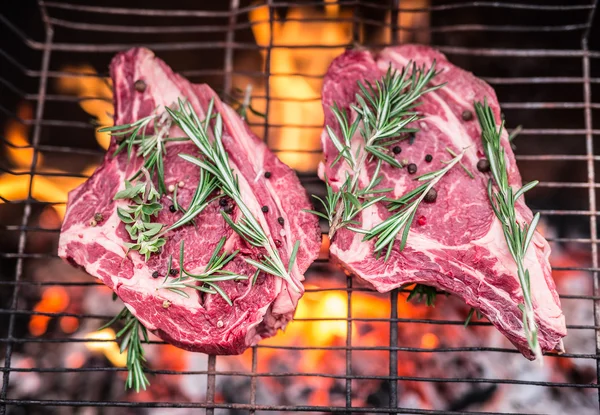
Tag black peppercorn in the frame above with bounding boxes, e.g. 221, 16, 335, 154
170, 268, 178, 276
169, 205, 176, 213
424, 154, 433, 163
392, 146, 401, 154
261, 205, 269, 213
152, 271, 159, 278
224, 205, 234, 214
462, 110, 473, 121
277, 217, 285, 225
408, 132, 416, 145
264, 171, 272, 178
477, 159, 491, 173
424, 188, 438, 203
134, 79, 147, 92
94, 212, 104, 223
219, 198, 228, 207
407, 163, 417, 174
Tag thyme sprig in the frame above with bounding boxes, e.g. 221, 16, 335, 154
474, 99, 542, 360
166, 99, 301, 292
316, 62, 444, 238
159, 237, 247, 305
115, 168, 218, 260
100, 307, 150, 392
354, 149, 466, 261
114, 170, 166, 261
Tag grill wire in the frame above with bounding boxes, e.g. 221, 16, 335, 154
0, 0, 599, 413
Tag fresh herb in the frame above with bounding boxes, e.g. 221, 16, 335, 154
406, 284, 437, 306
115, 167, 218, 261
446, 147, 474, 179
165, 99, 301, 291
354, 149, 466, 261
114, 170, 166, 261
464, 308, 483, 327
100, 110, 185, 195
312, 62, 444, 239
159, 237, 247, 305
474, 98, 542, 360
100, 307, 150, 392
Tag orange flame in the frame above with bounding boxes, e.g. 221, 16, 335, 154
29, 287, 70, 336
248, 3, 351, 173
56, 64, 113, 150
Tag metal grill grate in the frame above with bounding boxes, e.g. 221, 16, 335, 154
0, 0, 599, 413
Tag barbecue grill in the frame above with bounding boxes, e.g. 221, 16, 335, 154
1, 0, 599, 414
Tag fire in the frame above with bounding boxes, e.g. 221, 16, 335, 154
0, 100, 96, 219
420, 332, 439, 349
84, 328, 127, 367
247, 3, 351, 173
29, 287, 70, 336
55, 64, 113, 150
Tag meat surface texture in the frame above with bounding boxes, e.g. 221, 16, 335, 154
59, 48, 321, 355
319, 45, 566, 358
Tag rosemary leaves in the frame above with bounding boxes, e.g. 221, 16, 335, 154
166, 99, 301, 291
100, 307, 150, 392
354, 149, 466, 261
159, 237, 247, 305
474, 98, 542, 360
315, 62, 444, 239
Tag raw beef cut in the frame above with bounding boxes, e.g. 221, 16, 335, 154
319, 45, 566, 358
59, 48, 321, 355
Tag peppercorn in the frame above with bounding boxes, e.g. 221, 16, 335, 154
424, 154, 433, 163
223, 205, 234, 214
408, 132, 416, 145
219, 198, 228, 207
462, 110, 473, 121
257, 253, 265, 260
264, 171, 272, 179
477, 159, 491, 173
170, 268, 178, 276
274, 239, 282, 247
169, 205, 176, 213
407, 163, 417, 174
392, 146, 401, 154
152, 271, 159, 278
261, 205, 269, 213
424, 188, 438, 203
277, 217, 285, 225
134, 80, 147, 92
94, 212, 104, 223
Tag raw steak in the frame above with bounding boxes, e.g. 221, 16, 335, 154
59, 48, 321, 355
319, 45, 566, 358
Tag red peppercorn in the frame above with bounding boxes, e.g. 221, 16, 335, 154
417, 215, 427, 226
274, 239, 282, 247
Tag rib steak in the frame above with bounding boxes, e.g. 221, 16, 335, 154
319, 45, 566, 358
59, 48, 321, 355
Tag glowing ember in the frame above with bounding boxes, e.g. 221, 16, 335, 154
84, 328, 127, 368
29, 287, 70, 336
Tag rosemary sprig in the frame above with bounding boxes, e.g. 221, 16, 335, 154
406, 284, 437, 307
159, 237, 247, 305
316, 62, 444, 238
355, 149, 465, 261
100, 307, 150, 392
166, 99, 301, 292
474, 99, 542, 360
100, 110, 182, 194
